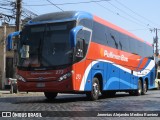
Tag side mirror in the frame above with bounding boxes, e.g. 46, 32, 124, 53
75, 39, 84, 58
7, 31, 20, 51
70, 26, 83, 48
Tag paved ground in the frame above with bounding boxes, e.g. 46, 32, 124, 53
0, 90, 44, 97
0, 90, 160, 120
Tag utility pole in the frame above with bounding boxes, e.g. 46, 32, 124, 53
151, 28, 160, 57
13, 0, 22, 77
1, 23, 7, 89
16, 0, 22, 31
155, 28, 159, 57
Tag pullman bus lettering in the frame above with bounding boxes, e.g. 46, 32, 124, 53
104, 50, 128, 62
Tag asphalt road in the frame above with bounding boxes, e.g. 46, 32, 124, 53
0, 90, 160, 120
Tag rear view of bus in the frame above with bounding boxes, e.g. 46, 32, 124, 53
9, 11, 155, 101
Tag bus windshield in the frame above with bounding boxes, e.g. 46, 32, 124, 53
18, 21, 75, 69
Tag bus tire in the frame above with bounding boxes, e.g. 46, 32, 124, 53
142, 80, 147, 95
13, 83, 18, 93
129, 91, 135, 96
86, 77, 100, 101
101, 91, 116, 98
44, 92, 58, 100
135, 80, 142, 96
157, 82, 160, 90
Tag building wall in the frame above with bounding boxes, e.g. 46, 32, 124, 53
0, 24, 16, 89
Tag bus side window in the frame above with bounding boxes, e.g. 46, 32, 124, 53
145, 45, 154, 59
92, 22, 106, 45
83, 30, 91, 54
119, 33, 129, 52
76, 30, 84, 58
129, 37, 138, 55
75, 29, 91, 60
107, 29, 119, 49
136, 40, 144, 57
79, 19, 93, 29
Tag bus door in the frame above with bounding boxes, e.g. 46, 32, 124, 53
74, 27, 92, 91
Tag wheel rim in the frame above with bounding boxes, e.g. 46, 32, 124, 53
144, 82, 147, 93
158, 83, 160, 89
138, 81, 142, 94
93, 82, 99, 96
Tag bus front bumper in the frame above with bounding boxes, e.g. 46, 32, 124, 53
17, 80, 73, 92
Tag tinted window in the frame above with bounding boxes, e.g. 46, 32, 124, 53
83, 30, 91, 54
92, 21, 153, 59
106, 28, 118, 48
79, 19, 93, 29
129, 37, 138, 55
75, 29, 91, 60
145, 45, 153, 58
84, 30, 90, 44
92, 22, 107, 45
137, 41, 144, 57
119, 33, 129, 52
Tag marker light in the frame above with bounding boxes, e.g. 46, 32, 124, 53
58, 71, 73, 82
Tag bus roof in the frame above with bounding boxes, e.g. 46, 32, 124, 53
30, 11, 92, 24
29, 11, 152, 46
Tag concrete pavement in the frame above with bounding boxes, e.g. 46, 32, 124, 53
0, 90, 44, 97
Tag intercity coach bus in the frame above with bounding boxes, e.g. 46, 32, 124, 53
7, 11, 155, 100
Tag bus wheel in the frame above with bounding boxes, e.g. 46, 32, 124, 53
101, 91, 116, 98
86, 77, 100, 101
44, 92, 58, 100
142, 80, 147, 95
129, 91, 135, 96
157, 82, 160, 90
136, 80, 142, 96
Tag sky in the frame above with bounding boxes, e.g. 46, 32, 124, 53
1, 0, 160, 45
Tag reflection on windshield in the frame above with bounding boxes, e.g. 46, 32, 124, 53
18, 21, 75, 69
42, 26, 72, 66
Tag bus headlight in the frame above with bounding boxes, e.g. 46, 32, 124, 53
58, 71, 73, 82
16, 75, 26, 82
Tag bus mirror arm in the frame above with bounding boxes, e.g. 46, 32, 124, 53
70, 26, 83, 48
7, 31, 20, 51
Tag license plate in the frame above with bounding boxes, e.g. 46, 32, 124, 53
36, 83, 45, 88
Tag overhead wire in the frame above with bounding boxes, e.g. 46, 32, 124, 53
0, 0, 38, 24
114, 0, 160, 28
128, 29, 149, 31
1, 0, 159, 33
23, 0, 156, 30
0, 6, 12, 11
95, 2, 149, 28
46, 0, 64, 12
106, 1, 152, 28
23, 0, 111, 6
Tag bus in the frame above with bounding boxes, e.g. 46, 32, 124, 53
7, 11, 155, 100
